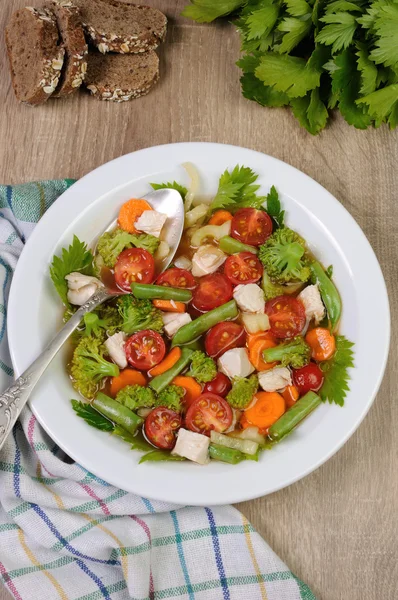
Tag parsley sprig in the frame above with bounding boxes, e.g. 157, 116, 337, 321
209, 165, 266, 212
319, 336, 355, 406
50, 236, 94, 307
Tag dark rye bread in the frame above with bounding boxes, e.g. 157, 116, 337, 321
85, 50, 159, 101
73, 0, 167, 54
6, 7, 65, 105
45, 1, 88, 97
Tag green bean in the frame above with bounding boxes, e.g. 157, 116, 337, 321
219, 236, 257, 255
149, 347, 194, 393
268, 391, 321, 441
131, 283, 192, 302
139, 450, 186, 464
209, 444, 248, 464
93, 393, 143, 435
310, 261, 341, 331
171, 300, 238, 348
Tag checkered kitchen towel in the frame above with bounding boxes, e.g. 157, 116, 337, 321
0, 180, 316, 600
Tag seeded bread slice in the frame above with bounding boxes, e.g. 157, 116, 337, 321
45, 1, 88, 97
6, 7, 65, 106
84, 50, 159, 102
73, 0, 167, 54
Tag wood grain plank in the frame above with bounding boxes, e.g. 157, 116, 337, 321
0, 2, 397, 599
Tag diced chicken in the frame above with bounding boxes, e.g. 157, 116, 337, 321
104, 332, 127, 369
218, 348, 255, 379
191, 245, 226, 277
162, 312, 192, 338
172, 428, 210, 464
135, 210, 167, 238
174, 255, 193, 271
258, 367, 292, 392
233, 284, 265, 314
298, 284, 325, 324
65, 272, 103, 306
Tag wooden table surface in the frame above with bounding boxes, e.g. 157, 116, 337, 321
1, 1, 397, 599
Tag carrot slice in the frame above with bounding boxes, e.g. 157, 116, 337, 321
282, 385, 299, 408
305, 327, 336, 361
172, 376, 202, 408
153, 299, 186, 313
118, 198, 153, 233
241, 391, 285, 430
247, 330, 275, 351
148, 347, 182, 377
110, 369, 147, 397
209, 210, 233, 226
249, 338, 277, 371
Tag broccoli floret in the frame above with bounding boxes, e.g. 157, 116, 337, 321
157, 384, 185, 412
263, 336, 311, 368
116, 384, 156, 411
117, 295, 163, 334
70, 336, 119, 400
95, 304, 123, 335
226, 375, 258, 410
96, 228, 160, 268
258, 227, 311, 285
188, 351, 217, 383
261, 271, 286, 301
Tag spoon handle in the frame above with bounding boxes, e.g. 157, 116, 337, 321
0, 288, 112, 451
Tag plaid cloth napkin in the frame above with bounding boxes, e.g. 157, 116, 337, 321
0, 180, 316, 600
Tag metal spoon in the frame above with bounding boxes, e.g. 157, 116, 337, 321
0, 188, 184, 451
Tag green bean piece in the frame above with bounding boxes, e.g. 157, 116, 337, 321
131, 283, 192, 302
219, 236, 258, 255
310, 261, 342, 331
209, 443, 247, 464
171, 300, 238, 348
149, 347, 194, 393
139, 450, 186, 463
268, 391, 321, 441
93, 393, 143, 435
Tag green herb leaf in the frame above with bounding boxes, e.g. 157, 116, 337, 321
357, 84, 398, 129
139, 451, 186, 464
325, 264, 334, 279
210, 165, 266, 212
368, 3, 398, 68
356, 46, 378, 96
285, 0, 312, 18
181, 0, 245, 23
245, 4, 279, 41
266, 185, 285, 227
71, 400, 114, 431
150, 181, 188, 201
277, 16, 312, 54
291, 87, 329, 135
113, 427, 154, 451
255, 53, 323, 99
50, 236, 94, 307
319, 336, 354, 406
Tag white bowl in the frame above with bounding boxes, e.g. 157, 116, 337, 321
7, 143, 390, 505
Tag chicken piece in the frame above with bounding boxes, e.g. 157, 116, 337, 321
218, 348, 255, 379
298, 284, 325, 324
162, 312, 192, 338
191, 245, 226, 277
104, 332, 127, 369
172, 428, 210, 464
65, 272, 103, 306
233, 283, 265, 314
134, 210, 167, 238
258, 367, 292, 392
174, 256, 192, 271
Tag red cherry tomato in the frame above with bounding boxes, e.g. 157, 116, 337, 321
125, 330, 166, 371
231, 208, 273, 246
156, 267, 196, 289
224, 252, 263, 285
144, 407, 182, 450
185, 393, 233, 436
205, 322, 246, 359
203, 373, 232, 397
265, 295, 306, 339
293, 363, 324, 394
192, 273, 233, 312
114, 247, 155, 291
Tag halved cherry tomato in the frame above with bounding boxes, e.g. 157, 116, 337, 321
231, 208, 273, 246
205, 322, 246, 359
114, 247, 155, 291
293, 363, 324, 394
125, 330, 166, 371
192, 273, 233, 312
265, 295, 306, 339
185, 393, 233, 436
203, 373, 232, 398
224, 252, 263, 285
156, 268, 196, 290
144, 407, 181, 450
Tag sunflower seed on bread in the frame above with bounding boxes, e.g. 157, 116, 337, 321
45, 1, 88, 97
6, 7, 65, 105
73, 0, 167, 54
84, 50, 159, 102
